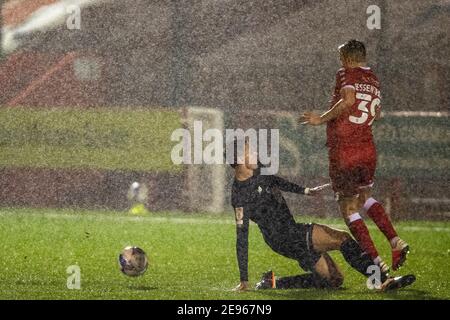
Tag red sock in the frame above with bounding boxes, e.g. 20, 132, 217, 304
364, 198, 398, 241
347, 213, 379, 260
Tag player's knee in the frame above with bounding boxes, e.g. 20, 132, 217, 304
339, 230, 352, 243
338, 197, 359, 215
329, 272, 344, 288
358, 192, 370, 208
356, 196, 365, 209
335, 276, 344, 288
335, 268, 345, 287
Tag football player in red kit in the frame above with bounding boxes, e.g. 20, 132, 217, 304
299, 39, 409, 272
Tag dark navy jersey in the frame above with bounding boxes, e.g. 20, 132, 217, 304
231, 171, 306, 281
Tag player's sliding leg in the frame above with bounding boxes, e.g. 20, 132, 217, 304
311, 223, 386, 280
258, 254, 344, 290
359, 189, 410, 270
338, 194, 389, 273
256, 224, 416, 291
311, 224, 416, 291
256, 270, 319, 289
310, 253, 344, 288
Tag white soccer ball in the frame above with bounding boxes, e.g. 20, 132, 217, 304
118, 246, 149, 277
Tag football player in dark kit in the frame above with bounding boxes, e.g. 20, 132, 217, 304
228, 138, 415, 291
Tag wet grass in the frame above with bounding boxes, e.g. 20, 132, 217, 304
0, 207, 449, 300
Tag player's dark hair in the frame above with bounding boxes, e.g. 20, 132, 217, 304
225, 137, 264, 170
339, 39, 366, 62
224, 137, 246, 168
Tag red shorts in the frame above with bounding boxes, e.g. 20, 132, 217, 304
328, 143, 376, 197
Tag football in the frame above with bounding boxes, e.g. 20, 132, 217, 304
118, 246, 149, 277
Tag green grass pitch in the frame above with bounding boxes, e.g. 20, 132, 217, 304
0, 207, 449, 300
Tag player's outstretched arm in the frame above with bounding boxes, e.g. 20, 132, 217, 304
233, 207, 250, 291
270, 175, 306, 194
270, 176, 330, 196
299, 87, 355, 125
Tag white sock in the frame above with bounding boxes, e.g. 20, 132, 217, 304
390, 236, 400, 249
373, 256, 382, 265
362, 197, 378, 214
348, 212, 362, 223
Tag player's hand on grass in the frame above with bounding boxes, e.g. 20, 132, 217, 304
299, 112, 322, 126
305, 183, 331, 196
232, 281, 249, 292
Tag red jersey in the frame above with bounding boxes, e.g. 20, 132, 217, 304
326, 67, 381, 148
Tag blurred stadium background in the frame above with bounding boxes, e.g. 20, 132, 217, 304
0, 0, 449, 220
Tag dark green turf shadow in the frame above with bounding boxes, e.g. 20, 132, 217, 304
249, 287, 442, 300
248, 287, 351, 300
382, 289, 444, 300
127, 286, 159, 291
